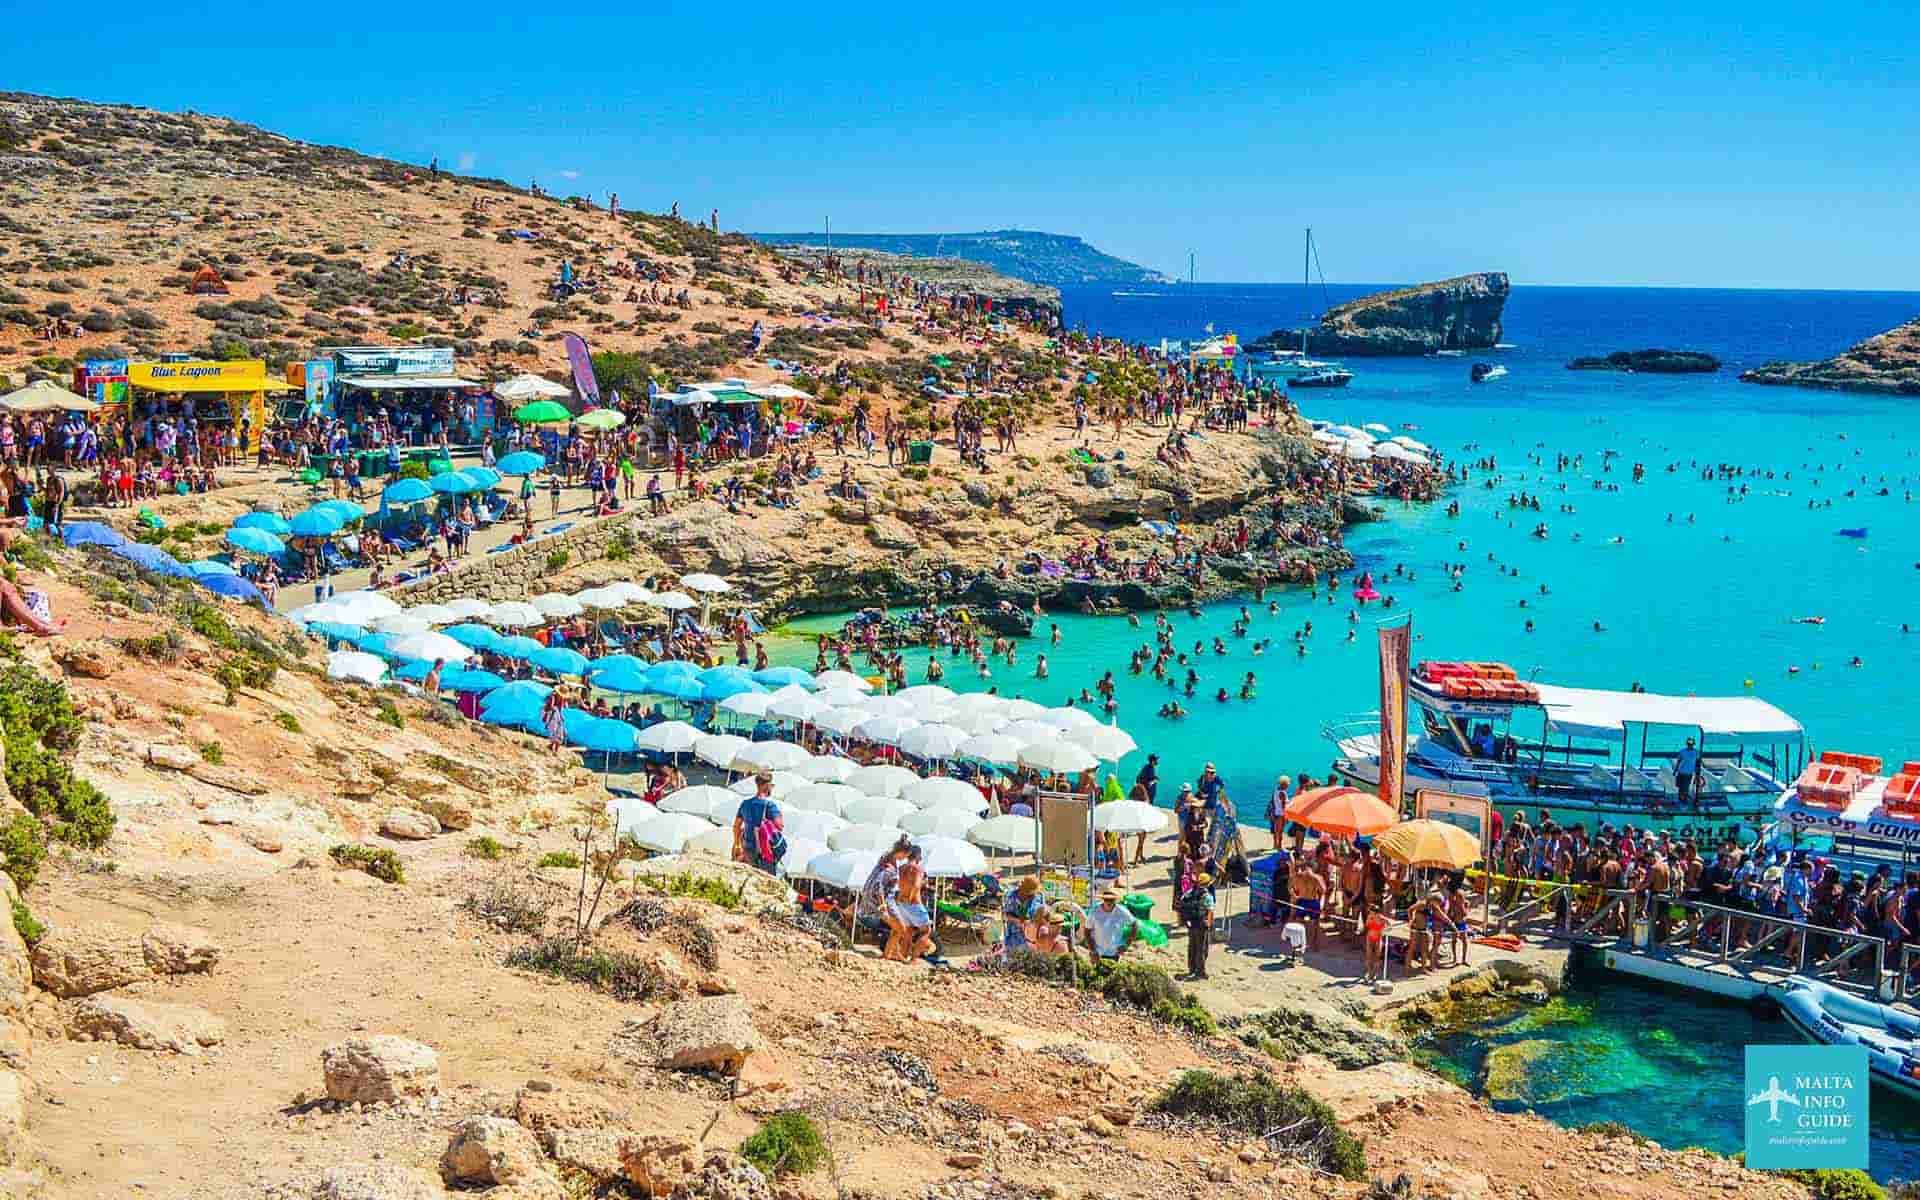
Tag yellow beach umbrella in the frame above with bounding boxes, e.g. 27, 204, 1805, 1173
1374, 819, 1481, 870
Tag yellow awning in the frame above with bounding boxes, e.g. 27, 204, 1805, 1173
129, 360, 269, 393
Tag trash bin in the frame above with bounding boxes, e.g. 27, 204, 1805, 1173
1121, 894, 1155, 924
908, 440, 933, 465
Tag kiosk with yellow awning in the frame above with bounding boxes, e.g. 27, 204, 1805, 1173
127, 359, 288, 454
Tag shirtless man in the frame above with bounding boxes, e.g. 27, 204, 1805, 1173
1646, 852, 1675, 941
1339, 850, 1366, 940
1290, 857, 1327, 949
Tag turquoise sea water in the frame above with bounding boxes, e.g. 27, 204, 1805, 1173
776, 284, 1920, 821
1420, 960, 1920, 1182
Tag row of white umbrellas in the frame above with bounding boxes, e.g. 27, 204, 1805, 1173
291, 576, 728, 630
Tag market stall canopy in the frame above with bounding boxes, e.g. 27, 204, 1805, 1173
747, 382, 812, 400
1529, 684, 1803, 747
336, 375, 479, 390
494, 373, 572, 401
0, 379, 98, 413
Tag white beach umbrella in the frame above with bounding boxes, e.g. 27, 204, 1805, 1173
1091, 800, 1169, 836
828, 823, 908, 852
813, 686, 873, 710
957, 733, 1024, 767
779, 809, 847, 845
997, 719, 1061, 744
911, 835, 989, 878
326, 649, 389, 684
768, 691, 829, 724
967, 814, 1040, 853
659, 785, 741, 821
775, 837, 828, 880
606, 797, 657, 840
785, 782, 864, 817
1045, 706, 1106, 732
371, 611, 437, 635
719, 691, 776, 719
928, 707, 1008, 737
812, 706, 874, 736
900, 807, 981, 838
1018, 741, 1100, 775
604, 580, 653, 605
571, 585, 624, 610
733, 740, 813, 772
388, 632, 475, 664
443, 597, 492, 620
1311, 428, 1345, 445
940, 692, 1008, 713
630, 811, 719, 854
1066, 724, 1140, 760
636, 720, 703, 754
1391, 436, 1431, 453
812, 670, 874, 693
800, 848, 882, 890
894, 684, 956, 707
487, 600, 543, 627
1363, 422, 1392, 434
684, 826, 736, 858
846, 763, 920, 798
406, 602, 458, 625
694, 733, 752, 769
728, 771, 801, 800
902, 777, 988, 811
651, 591, 698, 611
842, 795, 915, 827
795, 755, 859, 783
854, 694, 915, 719
324, 590, 403, 624
897, 724, 969, 760
998, 698, 1051, 722
681, 573, 733, 594
532, 591, 584, 619
853, 715, 923, 746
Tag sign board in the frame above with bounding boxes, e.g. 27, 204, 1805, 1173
1040, 869, 1089, 909
1744, 1044, 1867, 1170
332, 346, 455, 376
1415, 789, 1493, 854
128, 360, 267, 392
1039, 793, 1091, 866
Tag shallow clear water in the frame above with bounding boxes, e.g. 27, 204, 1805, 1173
1419, 961, 1920, 1181
774, 284, 1920, 820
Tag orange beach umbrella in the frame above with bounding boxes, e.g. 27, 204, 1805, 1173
1283, 786, 1398, 838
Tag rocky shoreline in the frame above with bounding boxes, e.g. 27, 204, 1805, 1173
1741, 315, 1920, 395
1254, 273, 1509, 357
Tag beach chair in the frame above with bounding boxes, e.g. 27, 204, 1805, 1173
597, 620, 628, 647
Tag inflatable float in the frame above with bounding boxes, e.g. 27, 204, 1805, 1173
1839, 528, 1869, 539
1353, 588, 1381, 602
1777, 976, 1920, 1101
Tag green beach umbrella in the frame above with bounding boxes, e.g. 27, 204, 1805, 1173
577, 408, 626, 431
513, 400, 571, 424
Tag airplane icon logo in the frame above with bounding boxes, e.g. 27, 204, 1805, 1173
1747, 1075, 1801, 1124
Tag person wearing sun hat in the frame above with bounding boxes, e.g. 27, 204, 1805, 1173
1179, 871, 1217, 980
1080, 886, 1138, 961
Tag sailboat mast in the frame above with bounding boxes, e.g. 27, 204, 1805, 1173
1301, 227, 1311, 357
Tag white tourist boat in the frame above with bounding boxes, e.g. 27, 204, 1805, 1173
1327, 659, 1807, 842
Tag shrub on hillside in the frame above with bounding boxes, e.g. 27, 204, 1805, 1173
1151, 1070, 1364, 1180
739, 1112, 829, 1178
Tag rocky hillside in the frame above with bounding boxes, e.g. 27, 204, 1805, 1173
752, 230, 1167, 287
767, 246, 1061, 311
1740, 316, 1920, 394
1256, 272, 1509, 357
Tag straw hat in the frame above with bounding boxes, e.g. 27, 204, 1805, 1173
1099, 886, 1122, 901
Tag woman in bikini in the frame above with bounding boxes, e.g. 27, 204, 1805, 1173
888, 845, 936, 963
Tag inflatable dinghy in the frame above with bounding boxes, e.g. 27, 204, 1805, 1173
1778, 975, 1920, 1101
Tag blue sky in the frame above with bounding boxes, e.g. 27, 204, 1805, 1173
11, 1, 1914, 288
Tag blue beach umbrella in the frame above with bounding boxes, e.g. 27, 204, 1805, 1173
584, 660, 654, 694
701, 677, 766, 703
383, 478, 434, 504
647, 672, 708, 702
481, 679, 553, 712
493, 634, 545, 660
226, 526, 286, 556
442, 623, 502, 650
314, 499, 366, 523
753, 666, 815, 688
464, 466, 502, 489
572, 716, 639, 754
442, 667, 507, 693
648, 659, 701, 680
184, 559, 240, 578
289, 508, 346, 538
392, 658, 437, 682
61, 521, 129, 549
111, 542, 193, 578
481, 703, 537, 730
497, 451, 546, 476
233, 511, 292, 535
198, 573, 267, 606
585, 653, 648, 677
352, 631, 403, 658
698, 664, 757, 686
307, 621, 367, 644
429, 470, 479, 495
531, 646, 590, 676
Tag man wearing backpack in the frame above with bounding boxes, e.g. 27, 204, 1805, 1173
1180, 872, 1216, 980
733, 771, 786, 874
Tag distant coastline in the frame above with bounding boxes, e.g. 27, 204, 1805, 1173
750, 229, 1168, 288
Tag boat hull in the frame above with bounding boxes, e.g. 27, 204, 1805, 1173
1777, 977, 1920, 1104
1291, 374, 1352, 389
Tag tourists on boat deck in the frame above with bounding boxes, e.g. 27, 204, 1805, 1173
1674, 738, 1701, 802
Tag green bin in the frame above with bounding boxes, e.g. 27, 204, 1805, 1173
907, 440, 933, 465
1121, 893, 1156, 923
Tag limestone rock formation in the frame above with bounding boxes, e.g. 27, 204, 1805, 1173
320, 1035, 440, 1103
440, 1114, 546, 1186
1741, 316, 1920, 394
67, 995, 227, 1054
1258, 272, 1509, 356
29, 928, 151, 998
141, 922, 221, 975
379, 807, 440, 840
1567, 349, 1720, 373
309, 1162, 444, 1200
610, 994, 758, 1075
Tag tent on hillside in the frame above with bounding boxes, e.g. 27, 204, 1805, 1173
188, 265, 230, 295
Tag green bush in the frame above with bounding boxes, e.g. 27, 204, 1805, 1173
330, 843, 404, 884
604, 530, 634, 562
544, 549, 570, 572
0, 814, 47, 891
1151, 1070, 1365, 1180
993, 949, 1214, 1035
739, 1112, 829, 1178
1773, 1169, 1886, 1200
272, 712, 302, 733
398, 460, 431, 482
375, 698, 404, 729
10, 898, 45, 946
0, 664, 115, 858
536, 850, 580, 869
466, 834, 506, 860
196, 741, 224, 765
654, 872, 745, 909
504, 937, 668, 1001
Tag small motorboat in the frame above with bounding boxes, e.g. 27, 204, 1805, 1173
1291, 366, 1354, 389
1471, 362, 1508, 383
1777, 976, 1920, 1101
1838, 528, 1869, 539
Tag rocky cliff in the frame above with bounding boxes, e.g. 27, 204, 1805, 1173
1258, 272, 1509, 357
1740, 316, 1920, 395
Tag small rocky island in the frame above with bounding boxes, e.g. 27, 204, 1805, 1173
1566, 349, 1720, 373
1741, 316, 1920, 395
1254, 272, 1509, 356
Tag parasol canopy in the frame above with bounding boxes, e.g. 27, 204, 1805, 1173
1374, 819, 1481, 870
1283, 786, 1398, 837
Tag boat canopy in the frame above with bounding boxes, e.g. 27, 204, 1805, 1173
1531, 684, 1802, 747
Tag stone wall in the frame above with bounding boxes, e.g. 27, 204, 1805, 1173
389, 511, 646, 605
